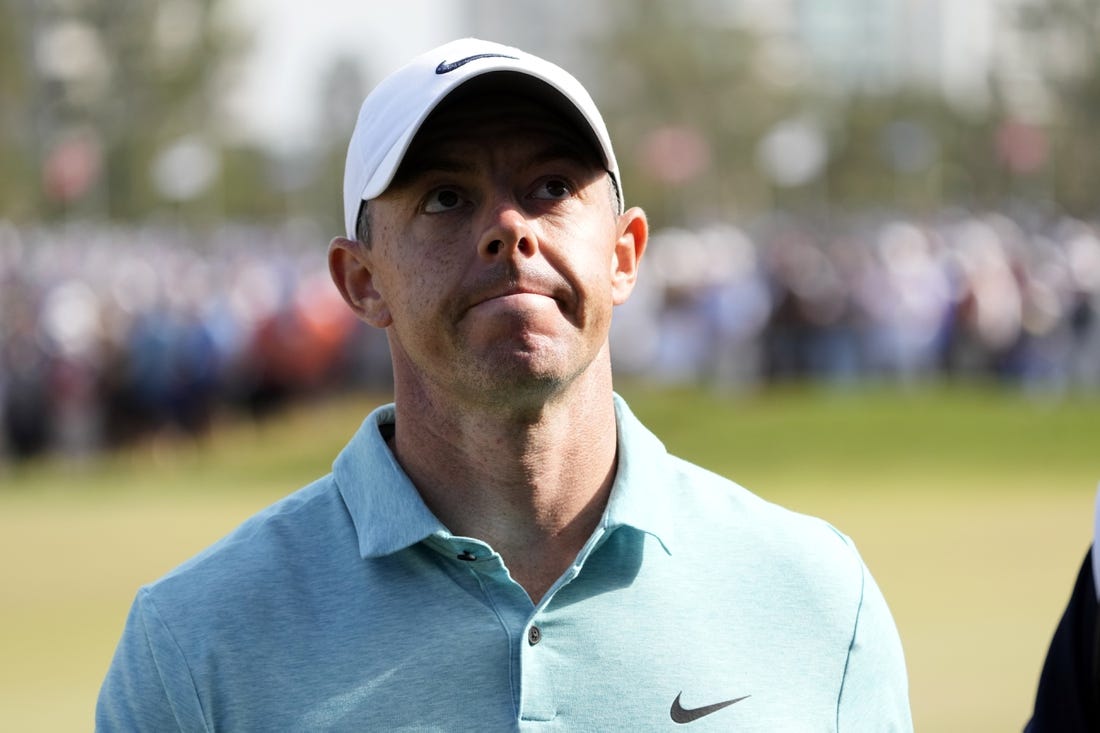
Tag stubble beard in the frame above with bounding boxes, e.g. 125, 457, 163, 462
450, 331, 583, 414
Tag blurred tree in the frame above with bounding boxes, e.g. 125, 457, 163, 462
1, 0, 264, 225
296, 53, 370, 236
0, 1, 37, 220
594, 0, 808, 227
585, 0, 1014, 227
1016, 0, 1100, 216
826, 90, 1005, 213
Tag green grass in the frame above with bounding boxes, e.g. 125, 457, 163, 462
1, 382, 1096, 731
625, 381, 1100, 493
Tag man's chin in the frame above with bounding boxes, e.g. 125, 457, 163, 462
464, 349, 575, 400
482, 349, 565, 384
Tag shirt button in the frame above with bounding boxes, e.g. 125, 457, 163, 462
457, 550, 476, 561
527, 625, 542, 646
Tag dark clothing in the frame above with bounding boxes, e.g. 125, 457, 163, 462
1026, 548, 1100, 732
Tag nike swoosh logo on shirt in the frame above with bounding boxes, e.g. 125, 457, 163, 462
435, 53, 518, 74
669, 691, 750, 724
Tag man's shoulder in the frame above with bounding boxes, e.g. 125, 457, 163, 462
664, 454, 824, 525
614, 396, 861, 572
664, 454, 864, 579
144, 475, 353, 603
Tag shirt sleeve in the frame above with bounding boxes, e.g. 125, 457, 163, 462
96, 588, 209, 732
836, 560, 914, 732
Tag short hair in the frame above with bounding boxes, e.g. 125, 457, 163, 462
355, 201, 371, 247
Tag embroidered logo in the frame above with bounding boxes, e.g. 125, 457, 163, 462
669, 691, 750, 724
435, 53, 518, 74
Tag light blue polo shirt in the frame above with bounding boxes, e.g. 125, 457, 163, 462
97, 395, 911, 731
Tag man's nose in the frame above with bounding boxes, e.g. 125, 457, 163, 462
478, 201, 539, 260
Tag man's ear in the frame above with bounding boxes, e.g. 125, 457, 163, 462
610, 207, 648, 305
328, 237, 392, 328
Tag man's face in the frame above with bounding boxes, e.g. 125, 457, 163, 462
343, 91, 645, 406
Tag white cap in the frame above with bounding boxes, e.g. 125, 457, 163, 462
342, 37, 622, 240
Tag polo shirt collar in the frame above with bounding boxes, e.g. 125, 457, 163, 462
334, 394, 678, 560
334, 403, 446, 559
602, 393, 678, 555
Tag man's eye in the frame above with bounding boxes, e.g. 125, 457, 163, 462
531, 178, 572, 200
424, 188, 463, 213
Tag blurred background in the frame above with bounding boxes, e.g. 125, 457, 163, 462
2, 0, 1099, 460
1, 0, 1099, 730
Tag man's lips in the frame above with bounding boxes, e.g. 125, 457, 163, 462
470, 289, 558, 309
462, 273, 571, 315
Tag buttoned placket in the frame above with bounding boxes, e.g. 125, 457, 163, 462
425, 525, 614, 725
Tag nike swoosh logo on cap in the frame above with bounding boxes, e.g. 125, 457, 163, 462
669, 692, 750, 724
435, 53, 518, 74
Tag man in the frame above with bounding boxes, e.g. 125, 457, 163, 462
98, 38, 911, 730
1025, 486, 1100, 731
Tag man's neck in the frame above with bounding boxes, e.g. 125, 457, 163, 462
389, 370, 619, 603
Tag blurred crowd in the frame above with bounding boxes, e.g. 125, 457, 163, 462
613, 209, 1100, 392
0, 219, 391, 462
2, 209, 1099, 461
